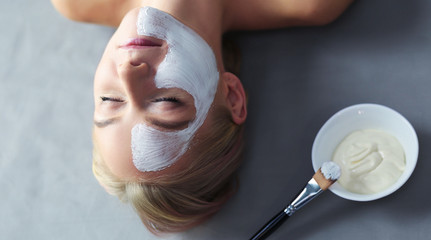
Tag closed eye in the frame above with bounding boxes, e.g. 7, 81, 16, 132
153, 97, 179, 103
100, 96, 125, 102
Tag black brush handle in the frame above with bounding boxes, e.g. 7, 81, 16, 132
250, 210, 288, 240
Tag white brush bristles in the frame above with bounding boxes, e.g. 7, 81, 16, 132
321, 161, 341, 181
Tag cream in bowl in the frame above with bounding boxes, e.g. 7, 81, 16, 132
332, 129, 405, 195
311, 104, 418, 201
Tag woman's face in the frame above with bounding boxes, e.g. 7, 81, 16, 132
93, 8, 222, 180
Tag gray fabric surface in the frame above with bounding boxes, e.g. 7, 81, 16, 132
1, 1, 430, 239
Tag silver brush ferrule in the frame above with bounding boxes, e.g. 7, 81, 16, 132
284, 178, 323, 216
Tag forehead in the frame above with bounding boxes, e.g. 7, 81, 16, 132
93, 106, 220, 181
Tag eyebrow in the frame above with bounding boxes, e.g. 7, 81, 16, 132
93, 117, 121, 128
93, 117, 190, 130
148, 118, 191, 130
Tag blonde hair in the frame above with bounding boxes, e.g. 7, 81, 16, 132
92, 107, 244, 233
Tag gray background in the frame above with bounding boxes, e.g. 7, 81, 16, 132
1, 0, 430, 239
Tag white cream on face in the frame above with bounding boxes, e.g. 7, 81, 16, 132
131, 7, 219, 172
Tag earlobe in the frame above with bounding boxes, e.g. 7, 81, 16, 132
221, 72, 247, 125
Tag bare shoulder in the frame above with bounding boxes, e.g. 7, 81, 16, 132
50, 0, 138, 26
223, 0, 354, 30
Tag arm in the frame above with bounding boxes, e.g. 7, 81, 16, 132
50, 0, 137, 26
224, 0, 355, 30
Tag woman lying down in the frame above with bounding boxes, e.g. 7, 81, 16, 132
51, 0, 354, 234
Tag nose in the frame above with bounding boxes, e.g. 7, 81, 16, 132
118, 60, 151, 80
117, 61, 155, 106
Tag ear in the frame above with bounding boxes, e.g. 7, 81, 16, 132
220, 72, 247, 125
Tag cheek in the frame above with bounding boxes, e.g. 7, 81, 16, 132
94, 53, 118, 93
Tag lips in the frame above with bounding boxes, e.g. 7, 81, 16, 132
120, 38, 163, 49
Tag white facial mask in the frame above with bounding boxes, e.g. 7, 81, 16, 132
131, 7, 219, 172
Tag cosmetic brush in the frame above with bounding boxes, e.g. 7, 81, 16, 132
250, 161, 341, 240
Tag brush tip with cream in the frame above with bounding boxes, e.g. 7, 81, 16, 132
313, 161, 341, 191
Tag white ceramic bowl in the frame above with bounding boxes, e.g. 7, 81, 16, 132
311, 103, 418, 201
